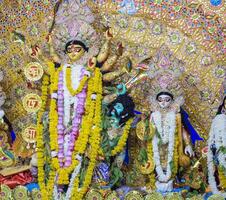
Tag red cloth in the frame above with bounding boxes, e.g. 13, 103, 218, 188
0, 170, 33, 189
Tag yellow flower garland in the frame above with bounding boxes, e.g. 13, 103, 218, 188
36, 74, 50, 200
219, 167, 226, 189
147, 138, 156, 189
38, 63, 103, 199
172, 129, 179, 177
57, 70, 96, 184
71, 68, 103, 200
111, 118, 133, 156
66, 67, 89, 96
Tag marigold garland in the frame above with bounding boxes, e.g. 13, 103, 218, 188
36, 74, 50, 200
111, 118, 133, 156
38, 64, 103, 199
219, 167, 226, 189
172, 128, 179, 177
147, 139, 156, 189
66, 67, 89, 96
71, 68, 103, 200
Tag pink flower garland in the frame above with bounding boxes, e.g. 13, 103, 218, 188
57, 68, 87, 167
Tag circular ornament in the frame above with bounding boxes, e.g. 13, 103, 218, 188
145, 192, 163, 200
31, 189, 42, 200
22, 125, 37, 144
139, 160, 155, 174
105, 191, 120, 200
214, 65, 225, 78
24, 62, 43, 81
125, 191, 143, 200
85, 189, 103, 200
0, 184, 12, 200
22, 93, 42, 113
165, 192, 183, 200
208, 194, 225, 200
13, 186, 28, 200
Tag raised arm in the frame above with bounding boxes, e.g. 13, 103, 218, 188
97, 30, 112, 64
46, 34, 61, 64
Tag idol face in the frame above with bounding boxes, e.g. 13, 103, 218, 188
66, 44, 85, 62
157, 94, 173, 109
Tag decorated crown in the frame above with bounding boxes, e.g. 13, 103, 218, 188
52, 0, 100, 63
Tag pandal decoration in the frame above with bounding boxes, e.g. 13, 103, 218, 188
0, 0, 226, 199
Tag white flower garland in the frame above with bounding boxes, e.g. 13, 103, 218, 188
62, 63, 84, 154
65, 155, 83, 200
152, 111, 176, 144
63, 63, 84, 126
152, 111, 176, 183
207, 114, 226, 197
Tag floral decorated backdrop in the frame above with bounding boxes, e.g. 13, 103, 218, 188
0, 0, 225, 199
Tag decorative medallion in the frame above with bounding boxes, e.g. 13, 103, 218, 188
24, 62, 44, 81
151, 23, 163, 35
165, 192, 183, 200
208, 194, 225, 200
200, 89, 212, 101
31, 189, 42, 200
22, 125, 37, 144
132, 19, 146, 32
214, 65, 225, 78
22, 93, 42, 113
201, 55, 213, 66
85, 189, 103, 200
105, 191, 120, 200
0, 184, 12, 200
185, 42, 197, 55
125, 191, 143, 200
116, 17, 129, 29
145, 192, 163, 200
185, 74, 199, 86
168, 31, 182, 45
13, 186, 28, 200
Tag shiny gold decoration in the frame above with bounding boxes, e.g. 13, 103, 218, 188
85, 189, 103, 200
24, 62, 44, 81
145, 192, 163, 200
22, 125, 37, 144
13, 186, 29, 200
125, 191, 143, 200
22, 93, 42, 113
0, 184, 12, 200
177, 114, 191, 168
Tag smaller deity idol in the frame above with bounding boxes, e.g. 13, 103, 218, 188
208, 96, 226, 197
132, 74, 195, 193
93, 84, 135, 188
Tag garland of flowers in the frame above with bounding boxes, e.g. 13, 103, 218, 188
207, 114, 226, 197
111, 118, 133, 156
147, 139, 156, 189
67, 68, 102, 200
36, 74, 50, 200
152, 111, 176, 183
219, 168, 226, 189
47, 65, 90, 185
172, 127, 179, 177
66, 67, 89, 96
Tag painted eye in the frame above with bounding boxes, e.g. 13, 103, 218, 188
74, 48, 82, 52
166, 98, 171, 102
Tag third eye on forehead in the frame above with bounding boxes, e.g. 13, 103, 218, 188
67, 45, 82, 52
